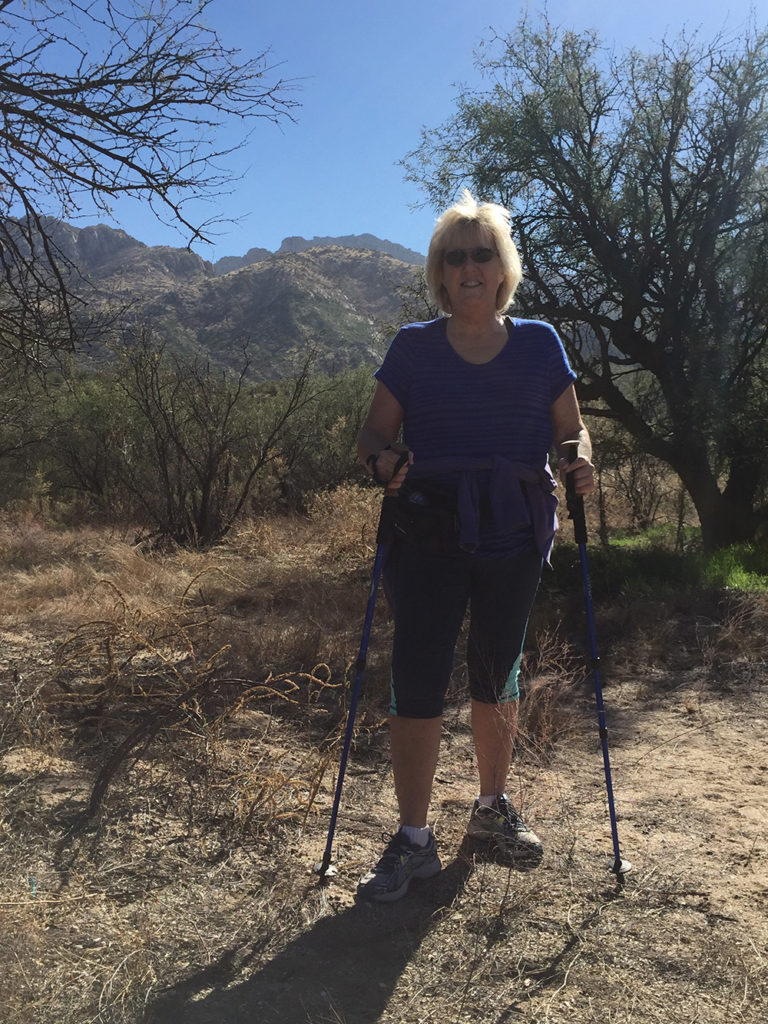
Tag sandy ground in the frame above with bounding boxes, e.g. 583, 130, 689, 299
152, 643, 768, 1023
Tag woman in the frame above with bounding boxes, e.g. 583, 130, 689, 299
356, 190, 595, 902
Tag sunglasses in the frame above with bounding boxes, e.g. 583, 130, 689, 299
444, 247, 497, 267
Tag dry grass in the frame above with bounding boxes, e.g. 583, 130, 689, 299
1, 487, 767, 1024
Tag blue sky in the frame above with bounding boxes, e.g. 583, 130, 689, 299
69, 0, 761, 261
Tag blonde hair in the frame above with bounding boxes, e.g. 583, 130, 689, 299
425, 190, 523, 315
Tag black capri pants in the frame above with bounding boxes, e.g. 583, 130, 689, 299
389, 542, 543, 718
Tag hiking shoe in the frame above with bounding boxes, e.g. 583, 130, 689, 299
466, 795, 543, 860
357, 829, 442, 902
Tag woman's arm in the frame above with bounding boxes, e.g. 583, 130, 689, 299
551, 384, 595, 496
357, 380, 412, 490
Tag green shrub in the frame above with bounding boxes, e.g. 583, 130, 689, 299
699, 543, 768, 592
547, 531, 768, 599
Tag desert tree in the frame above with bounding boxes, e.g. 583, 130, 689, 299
405, 17, 768, 548
0, 351, 56, 507
0, 0, 297, 357
267, 363, 377, 510
45, 345, 378, 538
51, 331, 333, 546
42, 368, 130, 516
382, 270, 440, 339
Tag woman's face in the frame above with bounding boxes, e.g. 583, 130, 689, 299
440, 226, 505, 317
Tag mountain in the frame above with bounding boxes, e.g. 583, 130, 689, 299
42, 220, 424, 379
139, 245, 419, 378
212, 233, 424, 275
277, 234, 424, 266
213, 247, 272, 276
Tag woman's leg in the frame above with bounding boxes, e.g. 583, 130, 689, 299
471, 698, 518, 797
357, 547, 465, 902
389, 547, 469, 823
464, 547, 544, 858
467, 698, 543, 857
467, 545, 543, 794
390, 714, 443, 827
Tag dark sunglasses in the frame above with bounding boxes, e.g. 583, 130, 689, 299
444, 247, 497, 267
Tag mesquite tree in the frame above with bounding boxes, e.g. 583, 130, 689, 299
70, 333, 325, 547
405, 18, 768, 548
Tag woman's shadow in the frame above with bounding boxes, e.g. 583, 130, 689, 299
146, 840, 480, 1024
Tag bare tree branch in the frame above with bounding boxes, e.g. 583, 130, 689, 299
0, 0, 299, 354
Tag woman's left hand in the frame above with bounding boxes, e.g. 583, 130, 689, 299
558, 455, 596, 496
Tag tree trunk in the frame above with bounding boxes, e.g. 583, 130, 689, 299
678, 460, 758, 550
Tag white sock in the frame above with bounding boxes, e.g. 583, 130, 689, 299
400, 824, 431, 847
478, 794, 502, 807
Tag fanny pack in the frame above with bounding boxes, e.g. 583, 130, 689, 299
391, 483, 462, 556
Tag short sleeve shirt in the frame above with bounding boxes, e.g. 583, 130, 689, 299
374, 316, 576, 554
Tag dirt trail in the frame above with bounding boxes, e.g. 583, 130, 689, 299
149, 663, 768, 1024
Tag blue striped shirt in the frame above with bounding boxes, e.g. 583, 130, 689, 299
375, 316, 576, 555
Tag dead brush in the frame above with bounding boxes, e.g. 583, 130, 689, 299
181, 663, 349, 836
52, 580, 281, 819
46, 567, 347, 838
0, 908, 59, 1023
0, 512, 82, 570
224, 733, 336, 837
306, 483, 383, 564
516, 626, 585, 761
0, 669, 59, 755
228, 515, 278, 559
696, 591, 768, 679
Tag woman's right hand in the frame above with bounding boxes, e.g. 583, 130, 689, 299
374, 444, 413, 493
357, 380, 410, 491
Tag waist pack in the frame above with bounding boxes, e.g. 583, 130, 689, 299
391, 483, 462, 556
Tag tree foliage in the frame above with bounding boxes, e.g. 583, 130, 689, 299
46, 335, 323, 546
39, 338, 374, 545
0, 0, 297, 354
405, 17, 768, 548
267, 363, 375, 510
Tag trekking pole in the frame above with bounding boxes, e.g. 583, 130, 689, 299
564, 442, 632, 882
314, 454, 407, 882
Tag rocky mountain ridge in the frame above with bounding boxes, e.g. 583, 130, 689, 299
214, 233, 424, 275
43, 219, 423, 379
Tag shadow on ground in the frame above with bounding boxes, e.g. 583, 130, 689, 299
146, 840, 478, 1024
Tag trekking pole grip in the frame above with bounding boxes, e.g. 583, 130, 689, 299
375, 451, 409, 545
564, 441, 588, 546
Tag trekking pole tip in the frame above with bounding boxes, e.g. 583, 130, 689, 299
313, 859, 338, 883
611, 858, 632, 880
